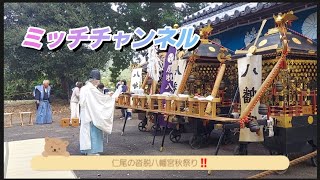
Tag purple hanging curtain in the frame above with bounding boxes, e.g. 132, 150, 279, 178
158, 46, 176, 127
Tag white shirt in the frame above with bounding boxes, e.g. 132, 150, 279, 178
71, 87, 80, 103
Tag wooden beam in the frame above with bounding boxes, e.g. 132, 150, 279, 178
239, 15, 290, 127
141, 73, 149, 90
205, 63, 226, 114
151, 79, 157, 94
176, 54, 198, 94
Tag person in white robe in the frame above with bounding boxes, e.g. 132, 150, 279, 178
70, 82, 83, 124
79, 69, 122, 155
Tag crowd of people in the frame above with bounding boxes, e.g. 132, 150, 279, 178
33, 69, 129, 155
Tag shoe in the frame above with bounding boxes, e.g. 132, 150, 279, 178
120, 117, 124, 120
127, 117, 132, 120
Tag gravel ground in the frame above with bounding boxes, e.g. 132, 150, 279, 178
4, 102, 317, 179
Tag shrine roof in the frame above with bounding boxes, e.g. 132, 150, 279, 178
182, 3, 280, 28
233, 29, 317, 59
181, 2, 317, 36
182, 40, 234, 62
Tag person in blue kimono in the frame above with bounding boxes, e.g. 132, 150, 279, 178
34, 80, 52, 124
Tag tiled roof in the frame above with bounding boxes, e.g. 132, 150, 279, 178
182, 2, 281, 29
183, 3, 225, 21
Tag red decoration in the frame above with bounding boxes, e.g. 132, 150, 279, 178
239, 116, 249, 129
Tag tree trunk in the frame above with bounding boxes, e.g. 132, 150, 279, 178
60, 76, 69, 100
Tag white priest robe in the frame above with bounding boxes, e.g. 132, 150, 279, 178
79, 81, 121, 151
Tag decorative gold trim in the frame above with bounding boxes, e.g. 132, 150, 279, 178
208, 47, 215, 52
177, 51, 185, 59
200, 24, 213, 40
248, 45, 257, 54
235, 49, 248, 54
307, 39, 313, 44
173, 24, 179, 29
200, 24, 213, 34
273, 116, 292, 128
308, 50, 316, 54
292, 37, 301, 44
258, 39, 268, 47
266, 27, 279, 35
256, 44, 278, 52
287, 59, 318, 63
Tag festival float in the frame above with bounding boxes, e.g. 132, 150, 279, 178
116, 10, 317, 175
116, 23, 242, 152
166, 24, 240, 149
230, 11, 317, 174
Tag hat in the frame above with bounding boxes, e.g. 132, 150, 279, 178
89, 69, 101, 80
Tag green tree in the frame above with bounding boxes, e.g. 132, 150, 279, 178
4, 2, 208, 99
4, 3, 117, 99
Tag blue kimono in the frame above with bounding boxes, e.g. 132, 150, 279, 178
80, 122, 104, 155
34, 85, 52, 124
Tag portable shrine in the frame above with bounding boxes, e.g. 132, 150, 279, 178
176, 24, 238, 115
233, 11, 317, 167
116, 47, 169, 134
165, 24, 240, 149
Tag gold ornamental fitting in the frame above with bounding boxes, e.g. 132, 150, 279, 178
200, 24, 213, 40
173, 24, 179, 29
273, 10, 297, 25
267, 27, 279, 35
307, 89, 311, 94
279, 101, 284, 107
201, 24, 213, 34
306, 100, 311, 106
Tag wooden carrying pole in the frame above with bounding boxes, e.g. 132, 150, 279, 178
205, 63, 226, 114
141, 73, 149, 89
239, 55, 285, 121
151, 79, 158, 94
238, 13, 290, 126
127, 80, 131, 93
177, 54, 198, 94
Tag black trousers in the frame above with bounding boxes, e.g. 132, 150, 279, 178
121, 108, 126, 117
36, 102, 39, 110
